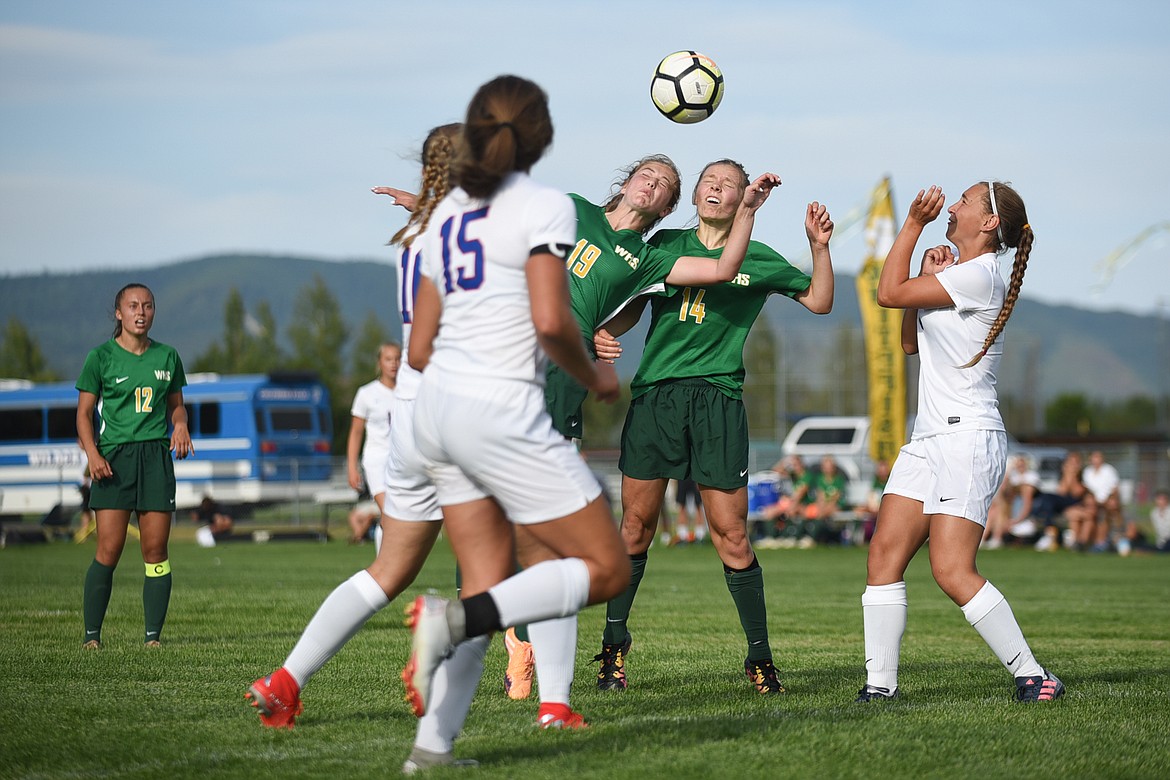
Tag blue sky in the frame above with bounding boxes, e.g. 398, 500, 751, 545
2, 0, 1168, 316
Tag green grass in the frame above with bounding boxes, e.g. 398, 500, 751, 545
2, 538, 1168, 779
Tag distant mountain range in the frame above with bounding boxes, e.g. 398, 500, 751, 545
1, 254, 1165, 402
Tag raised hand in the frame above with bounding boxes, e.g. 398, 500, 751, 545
805, 201, 834, 246
741, 172, 782, 212
907, 185, 945, 226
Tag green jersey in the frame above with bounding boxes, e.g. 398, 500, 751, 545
814, 470, 848, 509
565, 194, 680, 337
76, 339, 187, 452
631, 229, 811, 400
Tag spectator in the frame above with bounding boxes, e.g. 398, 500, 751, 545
1082, 450, 1123, 553
763, 455, 816, 539
1150, 488, 1170, 553
1033, 452, 1090, 551
807, 456, 848, 545
859, 460, 891, 544
194, 495, 234, 540
672, 478, 707, 545
983, 455, 1041, 549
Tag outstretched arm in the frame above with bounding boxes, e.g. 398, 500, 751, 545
372, 186, 418, 213
666, 172, 781, 285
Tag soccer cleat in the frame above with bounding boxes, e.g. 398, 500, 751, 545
503, 626, 534, 700
402, 746, 479, 774
401, 595, 455, 717
246, 667, 304, 729
144, 640, 162, 648
536, 702, 589, 729
855, 684, 898, 702
744, 657, 786, 694
1015, 669, 1065, 702
593, 633, 632, 691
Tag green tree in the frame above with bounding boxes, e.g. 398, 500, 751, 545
193, 290, 286, 375
241, 300, 284, 373
350, 312, 391, 385
0, 317, 57, 381
1045, 392, 1094, 434
742, 321, 779, 441
287, 276, 349, 453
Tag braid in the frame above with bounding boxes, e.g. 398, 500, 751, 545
960, 224, 1033, 367
391, 125, 459, 248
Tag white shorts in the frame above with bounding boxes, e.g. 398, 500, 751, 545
883, 430, 1007, 526
361, 455, 388, 497
413, 371, 601, 525
382, 396, 443, 523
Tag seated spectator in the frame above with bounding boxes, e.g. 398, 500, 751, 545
1033, 451, 1090, 551
1150, 488, 1170, 553
858, 459, 890, 544
984, 455, 1041, 549
805, 456, 848, 545
762, 455, 816, 541
1082, 450, 1123, 553
195, 495, 234, 540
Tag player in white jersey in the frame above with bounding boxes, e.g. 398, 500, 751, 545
247, 123, 460, 731
400, 75, 628, 769
346, 342, 400, 527
857, 181, 1064, 704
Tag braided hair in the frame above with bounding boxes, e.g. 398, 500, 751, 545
960, 181, 1033, 368
391, 123, 462, 248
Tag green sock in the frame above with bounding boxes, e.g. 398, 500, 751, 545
143, 560, 172, 643
603, 553, 647, 645
724, 557, 771, 662
83, 560, 116, 643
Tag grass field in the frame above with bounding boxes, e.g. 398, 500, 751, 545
2, 534, 1168, 779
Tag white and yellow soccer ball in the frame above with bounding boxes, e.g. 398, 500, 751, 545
650, 50, 725, 124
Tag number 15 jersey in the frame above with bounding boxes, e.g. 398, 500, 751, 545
417, 172, 577, 384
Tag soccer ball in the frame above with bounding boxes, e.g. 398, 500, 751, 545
650, 50, 724, 124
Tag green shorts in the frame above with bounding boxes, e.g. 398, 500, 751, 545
544, 362, 589, 439
89, 440, 177, 513
619, 379, 749, 489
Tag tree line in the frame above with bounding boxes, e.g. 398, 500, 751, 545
2, 277, 1164, 449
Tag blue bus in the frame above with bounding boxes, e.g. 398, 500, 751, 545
0, 372, 334, 516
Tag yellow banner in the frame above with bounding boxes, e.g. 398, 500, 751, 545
855, 177, 906, 466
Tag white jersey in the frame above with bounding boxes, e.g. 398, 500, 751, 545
912, 252, 1006, 439
394, 230, 425, 401
350, 379, 396, 463
417, 172, 577, 383
1082, 462, 1120, 502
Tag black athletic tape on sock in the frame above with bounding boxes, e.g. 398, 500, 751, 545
462, 592, 502, 638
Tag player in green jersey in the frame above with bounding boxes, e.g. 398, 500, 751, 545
76, 283, 192, 649
588, 159, 835, 694
546, 155, 781, 438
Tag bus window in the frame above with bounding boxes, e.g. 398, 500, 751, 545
0, 409, 43, 441
198, 402, 221, 436
270, 408, 313, 433
47, 408, 78, 440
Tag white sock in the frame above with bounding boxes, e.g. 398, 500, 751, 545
283, 570, 389, 687
862, 581, 908, 692
413, 635, 489, 755
528, 615, 577, 705
961, 581, 1043, 678
487, 558, 590, 629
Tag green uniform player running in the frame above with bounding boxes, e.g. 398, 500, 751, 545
590, 159, 837, 695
